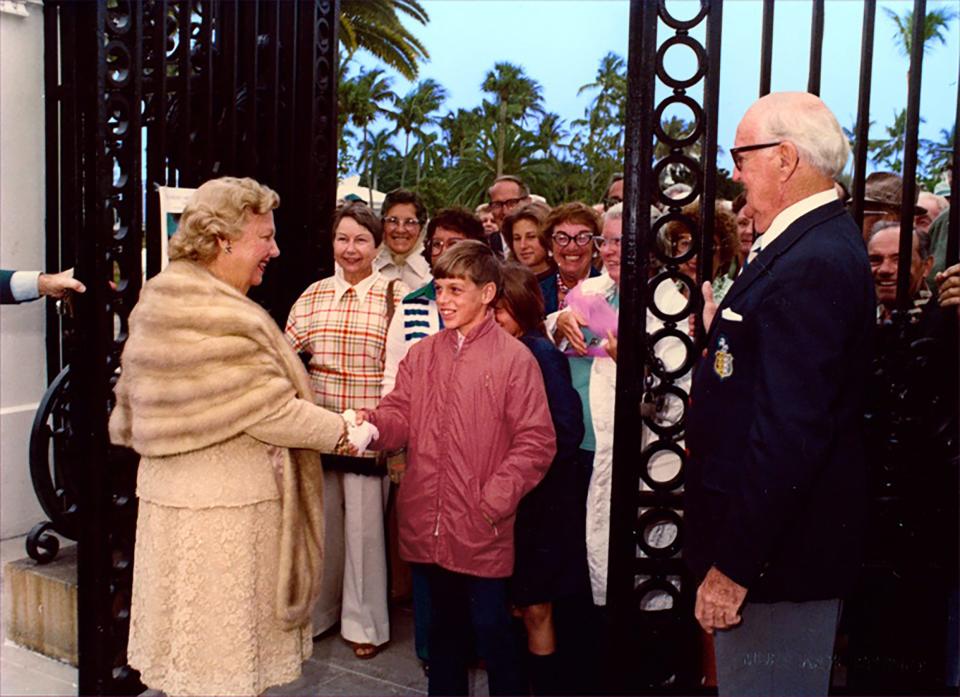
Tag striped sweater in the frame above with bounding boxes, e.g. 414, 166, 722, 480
382, 281, 443, 396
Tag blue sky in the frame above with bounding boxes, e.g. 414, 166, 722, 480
350, 0, 958, 179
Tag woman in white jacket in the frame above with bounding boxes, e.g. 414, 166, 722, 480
551, 204, 690, 608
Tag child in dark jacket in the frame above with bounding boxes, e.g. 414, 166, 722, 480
359, 241, 557, 696
494, 262, 587, 696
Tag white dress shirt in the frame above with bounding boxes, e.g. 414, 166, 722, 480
9, 270, 41, 301
755, 188, 837, 253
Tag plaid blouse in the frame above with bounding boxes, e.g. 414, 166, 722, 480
286, 271, 407, 415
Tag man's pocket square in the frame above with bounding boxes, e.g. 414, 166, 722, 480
721, 308, 743, 322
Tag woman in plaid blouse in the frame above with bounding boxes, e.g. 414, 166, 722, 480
285, 202, 407, 660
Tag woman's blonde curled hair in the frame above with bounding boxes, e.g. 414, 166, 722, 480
168, 177, 279, 263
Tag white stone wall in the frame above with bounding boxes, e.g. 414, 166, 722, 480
1, 1, 49, 539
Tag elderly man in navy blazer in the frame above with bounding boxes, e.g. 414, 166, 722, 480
685, 92, 875, 696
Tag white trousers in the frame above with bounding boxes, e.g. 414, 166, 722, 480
311, 471, 391, 646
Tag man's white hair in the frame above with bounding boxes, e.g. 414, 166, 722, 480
603, 202, 623, 224
758, 94, 850, 178
603, 202, 663, 226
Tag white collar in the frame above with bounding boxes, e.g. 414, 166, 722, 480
373, 243, 431, 280
758, 188, 836, 251
333, 267, 380, 303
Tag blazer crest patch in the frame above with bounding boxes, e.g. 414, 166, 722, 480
713, 335, 734, 380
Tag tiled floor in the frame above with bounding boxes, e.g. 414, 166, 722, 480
1, 534, 489, 696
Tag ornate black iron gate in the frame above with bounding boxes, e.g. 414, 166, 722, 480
609, 0, 958, 693
36, 1, 340, 692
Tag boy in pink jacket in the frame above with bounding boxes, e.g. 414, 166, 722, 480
359, 240, 556, 695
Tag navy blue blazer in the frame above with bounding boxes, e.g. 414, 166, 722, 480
684, 200, 876, 603
539, 265, 601, 316
1, 269, 19, 304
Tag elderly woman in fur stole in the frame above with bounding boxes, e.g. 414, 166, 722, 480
109, 177, 355, 696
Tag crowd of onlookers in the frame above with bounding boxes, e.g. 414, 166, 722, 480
75, 88, 958, 697
306, 158, 956, 694
5, 156, 954, 695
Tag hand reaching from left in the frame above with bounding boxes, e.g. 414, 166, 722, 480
38, 268, 86, 299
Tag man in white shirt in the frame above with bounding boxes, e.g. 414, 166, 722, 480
686, 92, 875, 696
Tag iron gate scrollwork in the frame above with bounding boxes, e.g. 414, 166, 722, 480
609, 1, 722, 692
41, 1, 340, 692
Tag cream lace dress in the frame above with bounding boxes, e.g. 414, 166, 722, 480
128, 411, 340, 695
109, 260, 341, 696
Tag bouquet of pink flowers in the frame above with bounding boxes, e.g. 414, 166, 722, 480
563, 284, 619, 357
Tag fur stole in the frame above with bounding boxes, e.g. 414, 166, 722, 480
109, 259, 327, 630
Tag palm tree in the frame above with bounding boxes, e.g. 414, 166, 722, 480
923, 123, 955, 185
880, 7, 956, 181
346, 68, 396, 194
447, 121, 555, 206
535, 113, 569, 159
577, 52, 627, 123
575, 53, 628, 174
439, 108, 484, 167
339, 0, 430, 80
413, 131, 443, 187
868, 109, 931, 173
358, 128, 399, 198
388, 78, 447, 187
884, 5, 958, 57
481, 62, 544, 176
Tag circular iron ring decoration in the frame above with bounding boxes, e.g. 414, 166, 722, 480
642, 383, 688, 439
649, 325, 697, 380
636, 508, 684, 558
636, 577, 682, 613
656, 35, 708, 91
639, 439, 686, 492
653, 154, 702, 208
105, 40, 133, 88
651, 212, 698, 266
654, 94, 704, 149
648, 268, 696, 322
106, 97, 131, 139
106, 0, 133, 35
657, 0, 709, 30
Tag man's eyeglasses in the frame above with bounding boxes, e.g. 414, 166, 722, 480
489, 197, 524, 213
593, 236, 622, 250
383, 216, 421, 229
603, 196, 622, 211
429, 238, 462, 253
553, 231, 594, 248
730, 141, 782, 170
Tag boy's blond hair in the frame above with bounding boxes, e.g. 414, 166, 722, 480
432, 240, 502, 298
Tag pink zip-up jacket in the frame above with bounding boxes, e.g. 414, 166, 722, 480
369, 312, 557, 578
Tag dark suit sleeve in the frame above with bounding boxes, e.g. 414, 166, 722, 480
1, 269, 17, 304
713, 253, 868, 586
